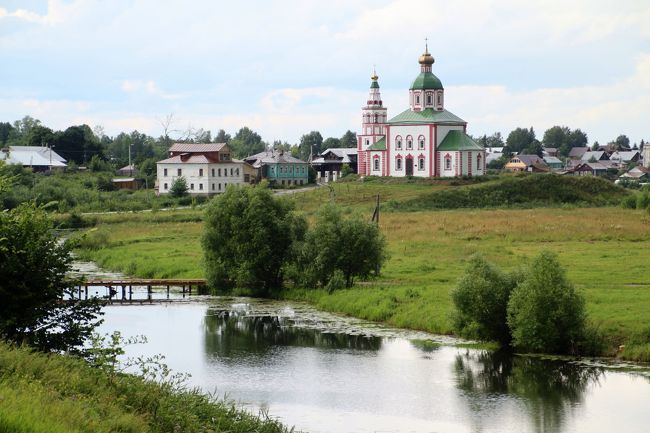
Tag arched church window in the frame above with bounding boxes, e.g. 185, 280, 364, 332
477, 154, 482, 171
437, 93, 442, 105
374, 114, 378, 122
445, 154, 452, 170
406, 136, 413, 150
374, 158, 380, 171
416, 94, 420, 104
427, 94, 432, 105
418, 157, 425, 170
418, 136, 425, 149
396, 136, 403, 150
396, 157, 402, 170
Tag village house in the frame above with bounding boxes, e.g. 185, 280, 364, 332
569, 161, 608, 177
243, 150, 309, 186
310, 148, 357, 182
543, 156, 563, 170
156, 143, 257, 195
568, 147, 590, 159
609, 150, 640, 165
504, 154, 549, 172
356, 44, 485, 178
0, 145, 67, 171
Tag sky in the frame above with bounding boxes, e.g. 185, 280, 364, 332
0, 0, 649, 145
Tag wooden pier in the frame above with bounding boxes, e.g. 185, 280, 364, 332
72, 278, 207, 303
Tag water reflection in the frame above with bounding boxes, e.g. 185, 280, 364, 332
455, 350, 603, 433
203, 309, 383, 360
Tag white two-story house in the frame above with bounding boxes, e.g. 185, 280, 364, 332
156, 142, 257, 196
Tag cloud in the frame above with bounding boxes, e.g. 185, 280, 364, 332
119, 79, 186, 100
0, 0, 82, 25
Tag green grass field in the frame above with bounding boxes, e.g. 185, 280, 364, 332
74, 180, 650, 360
0, 342, 291, 433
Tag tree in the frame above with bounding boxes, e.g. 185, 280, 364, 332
614, 134, 630, 150
229, 127, 265, 158
53, 124, 103, 164
505, 127, 536, 155
521, 140, 543, 157
507, 251, 586, 354
214, 129, 231, 144
0, 122, 14, 146
591, 141, 600, 151
298, 131, 323, 161
452, 255, 518, 345
138, 157, 158, 187
296, 204, 387, 288
202, 185, 306, 295
542, 126, 588, 157
169, 176, 188, 197
0, 204, 104, 354
340, 130, 357, 148
323, 137, 341, 149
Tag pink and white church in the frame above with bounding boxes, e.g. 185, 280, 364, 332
357, 45, 486, 178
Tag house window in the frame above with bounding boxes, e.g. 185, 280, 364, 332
218, 183, 222, 191
477, 154, 482, 171
374, 158, 380, 171
427, 94, 432, 105
418, 136, 425, 149
164, 183, 168, 190
177, 168, 182, 176
212, 183, 215, 190
190, 183, 194, 190
211, 168, 215, 176
230, 168, 233, 176
445, 156, 452, 170
418, 158, 425, 170
220, 153, 230, 161
199, 168, 203, 177
396, 157, 402, 170
218, 168, 221, 176
199, 183, 203, 190
396, 137, 402, 150
366, 139, 369, 146
236, 168, 240, 176
224, 169, 228, 177
163, 168, 168, 176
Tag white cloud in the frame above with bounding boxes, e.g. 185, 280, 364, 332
0, 0, 83, 25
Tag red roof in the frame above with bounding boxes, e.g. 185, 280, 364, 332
158, 155, 214, 164
169, 143, 226, 153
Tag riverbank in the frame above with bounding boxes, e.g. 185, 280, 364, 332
71, 199, 650, 362
0, 341, 293, 433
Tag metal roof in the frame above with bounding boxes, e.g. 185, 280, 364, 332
0, 147, 67, 167
410, 71, 444, 90
437, 130, 483, 151
388, 108, 465, 125
168, 143, 226, 153
244, 150, 307, 165
368, 137, 386, 151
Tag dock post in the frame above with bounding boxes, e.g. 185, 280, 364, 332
147, 285, 152, 302
121, 285, 126, 300
167, 285, 170, 299
84, 285, 88, 300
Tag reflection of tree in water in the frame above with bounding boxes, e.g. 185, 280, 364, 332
454, 351, 603, 433
203, 310, 382, 359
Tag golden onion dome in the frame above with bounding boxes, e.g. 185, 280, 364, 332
419, 50, 434, 65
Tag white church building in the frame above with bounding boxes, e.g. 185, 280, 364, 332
357, 45, 485, 178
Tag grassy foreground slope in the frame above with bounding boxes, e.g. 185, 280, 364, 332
74, 177, 650, 359
0, 342, 291, 433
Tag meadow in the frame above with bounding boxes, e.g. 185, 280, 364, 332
74, 178, 650, 360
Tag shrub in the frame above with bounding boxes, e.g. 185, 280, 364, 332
507, 251, 586, 354
169, 176, 188, 197
621, 194, 637, 209
452, 255, 519, 345
202, 185, 306, 295
636, 191, 650, 210
295, 204, 387, 288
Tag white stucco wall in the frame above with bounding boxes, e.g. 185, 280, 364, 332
157, 162, 247, 195
388, 124, 431, 177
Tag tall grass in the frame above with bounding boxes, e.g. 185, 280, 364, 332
0, 341, 293, 433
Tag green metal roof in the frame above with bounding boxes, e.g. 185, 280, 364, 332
387, 108, 465, 125
437, 130, 484, 151
410, 72, 443, 90
370, 80, 379, 89
367, 136, 386, 151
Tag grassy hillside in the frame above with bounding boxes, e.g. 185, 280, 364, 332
385, 174, 629, 211
0, 342, 292, 433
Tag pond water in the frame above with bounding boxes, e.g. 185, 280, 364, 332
97, 298, 650, 433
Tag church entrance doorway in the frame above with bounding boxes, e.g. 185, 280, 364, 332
405, 158, 413, 176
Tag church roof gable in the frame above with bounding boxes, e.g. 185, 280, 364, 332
387, 108, 465, 125
437, 130, 483, 151
367, 136, 386, 150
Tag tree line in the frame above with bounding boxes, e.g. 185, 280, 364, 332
0, 116, 357, 169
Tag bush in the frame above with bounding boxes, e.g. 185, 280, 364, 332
295, 204, 387, 288
169, 176, 189, 197
507, 251, 586, 354
202, 185, 306, 295
636, 191, 650, 210
621, 194, 637, 209
452, 255, 519, 345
